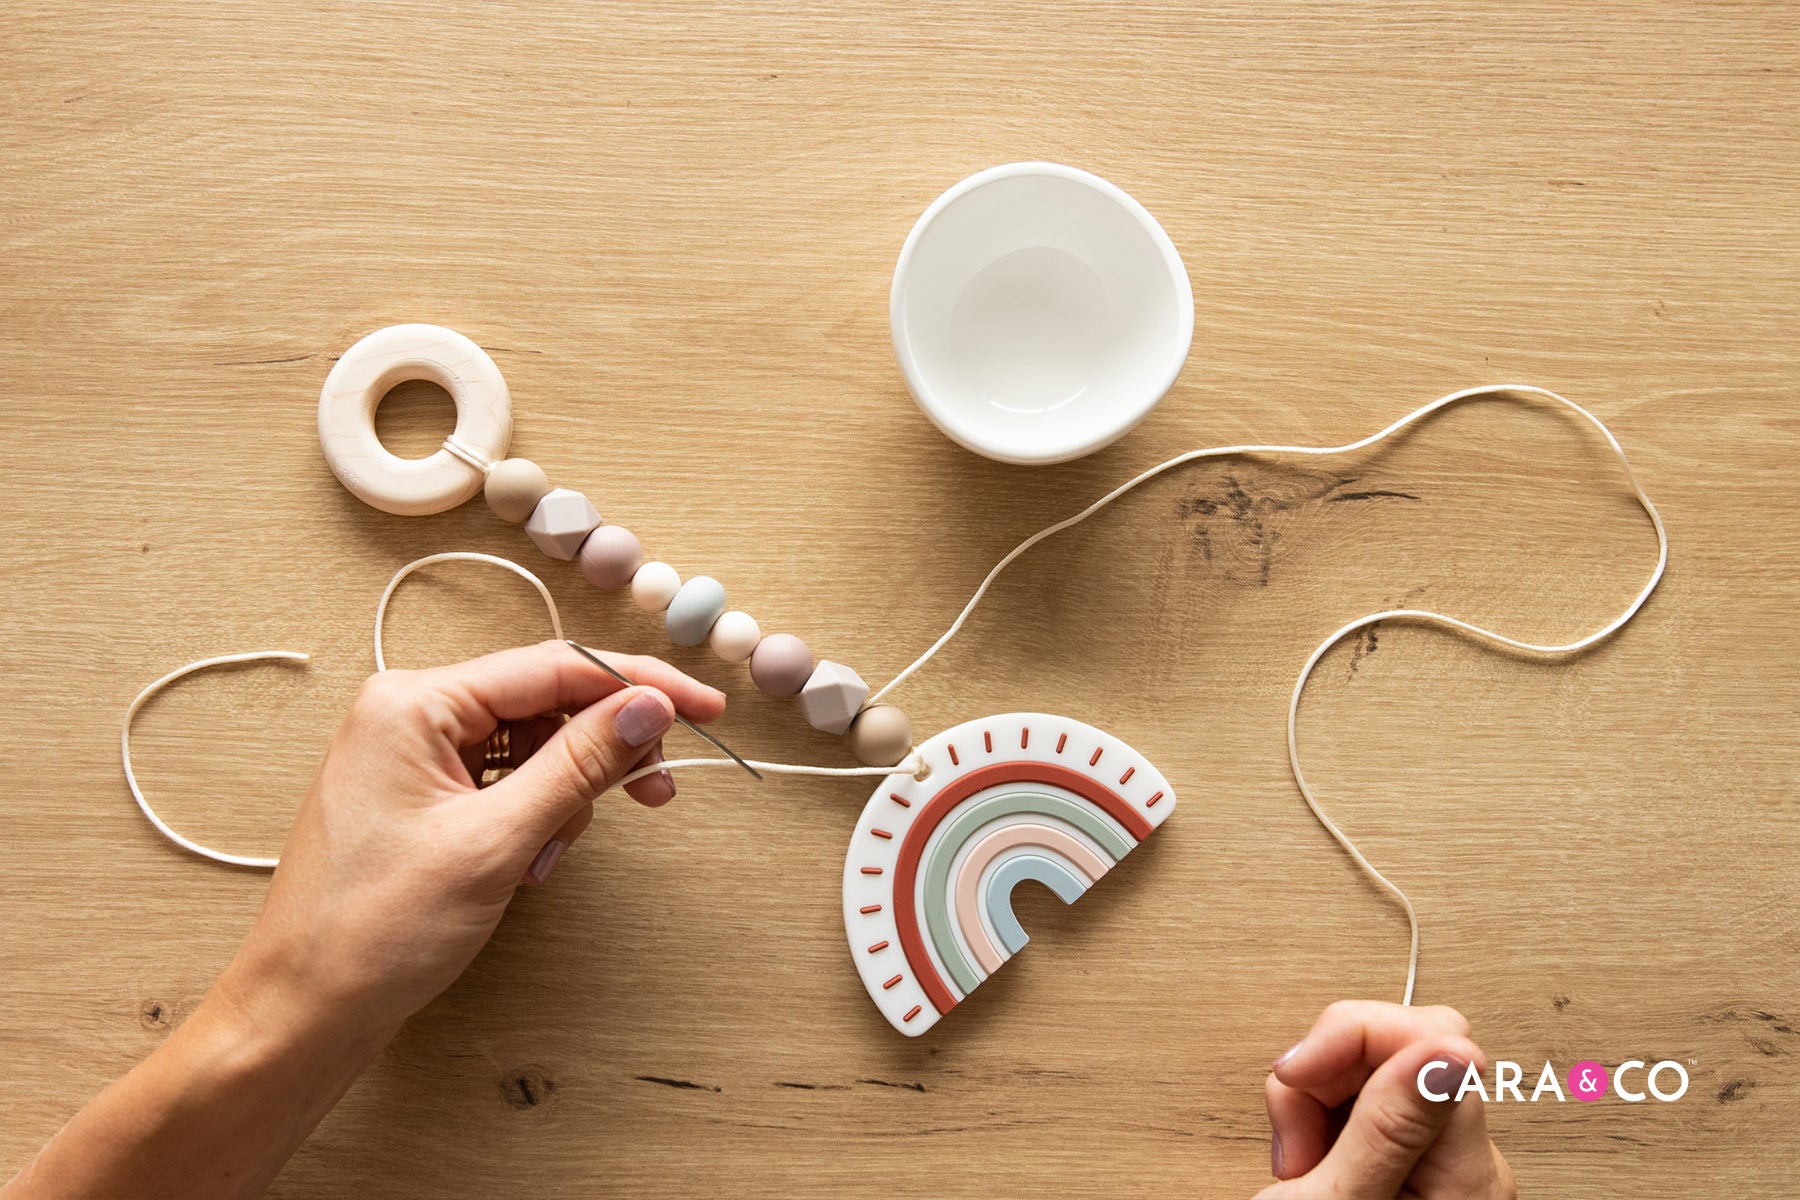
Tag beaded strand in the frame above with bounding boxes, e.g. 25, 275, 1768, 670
481, 457, 913, 767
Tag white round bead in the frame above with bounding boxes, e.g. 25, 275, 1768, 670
709, 610, 761, 662
630, 561, 681, 613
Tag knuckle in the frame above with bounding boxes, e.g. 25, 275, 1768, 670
1427, 1004, 1473, 1036
1362, 1095, 1441, 1158
556, 721, 623, 797
355, 670, 418, 716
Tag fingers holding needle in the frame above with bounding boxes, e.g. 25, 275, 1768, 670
564, 640, 763, 781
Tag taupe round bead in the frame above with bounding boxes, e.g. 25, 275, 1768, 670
848, 705, 912, 767
579, 525, 643, 590
749, 633, 813, 698
483, 458, 552, 523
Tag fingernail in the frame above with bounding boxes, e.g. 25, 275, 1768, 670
1431, 1057, 1472, 1102
1273, 1040, 1303, 1070
529, 839, 568, 884
1270, 1132, 1284, 1178
615, 691, 673, 746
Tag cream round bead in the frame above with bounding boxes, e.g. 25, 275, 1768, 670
630, 561, 681, 613
848, 705, 912, 767
483, 458, 551, 523
709, 610, 761, 663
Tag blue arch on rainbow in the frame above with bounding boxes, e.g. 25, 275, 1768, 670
894, 760, 1157, 1016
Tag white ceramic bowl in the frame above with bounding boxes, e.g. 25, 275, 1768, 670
890, 162, 1193, 465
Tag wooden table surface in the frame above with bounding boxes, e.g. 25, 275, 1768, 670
3, 3, 1796, 1195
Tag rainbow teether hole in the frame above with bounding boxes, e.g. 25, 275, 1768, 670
842, 712, 1176, 1036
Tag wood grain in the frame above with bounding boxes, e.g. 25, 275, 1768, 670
2, 2, 1796, 1195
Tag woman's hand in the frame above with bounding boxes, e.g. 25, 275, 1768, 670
4, 640, 724, 1200
1256, 1001, 1516, 1199
225, 638, 726, 1048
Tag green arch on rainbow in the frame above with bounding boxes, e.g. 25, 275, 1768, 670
894, 762, 1154, 1016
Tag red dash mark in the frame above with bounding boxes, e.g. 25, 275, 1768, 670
859, 904, 882, 914
983, 730, 993, 753
1055, 733, 1067, 754
1146, 790, 1165, 808
882, 974, 903, 990
903, 1005, 922, 1023
868, 940, 890, 953
948, 744, 960, 766
1118, 767, 1135, 785
861, 867, 884, 876
1089, 747, 1104, 767
871, 828, 894, 840
1021, 727, 1030, 748
889, 792, 911, 808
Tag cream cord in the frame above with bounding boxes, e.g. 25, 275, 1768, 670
123, 553, 919, 868
120, 651, 310, 869
123, 384, 1666, 1007
872, 383, 1667, 1004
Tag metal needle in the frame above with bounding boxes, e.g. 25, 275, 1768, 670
564, 640, 763, 781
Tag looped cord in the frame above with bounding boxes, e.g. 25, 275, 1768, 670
121, 652, 310, 869
441, 433, 495, 474
373, 552, 563, 672
869, 383, 1667, 1005
125, 556, 920, 869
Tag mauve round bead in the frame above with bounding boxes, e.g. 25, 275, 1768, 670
578, 525, 643, 590
749, 633, 813, 698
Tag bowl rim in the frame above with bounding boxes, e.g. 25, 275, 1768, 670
889, 161, 1194, 466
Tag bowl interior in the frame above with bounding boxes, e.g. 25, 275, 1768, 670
894, 168, 1189, 463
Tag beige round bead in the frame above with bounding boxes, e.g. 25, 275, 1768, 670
848, 705, 913, 767
483, 458, 552, 523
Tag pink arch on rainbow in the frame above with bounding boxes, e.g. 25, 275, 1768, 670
894, 762, 1153, 1016
953, 823, 1108, 974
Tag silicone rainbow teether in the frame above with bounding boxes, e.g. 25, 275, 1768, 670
842, 712, 1176, 1036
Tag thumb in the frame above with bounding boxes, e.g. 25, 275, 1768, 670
1263, 1037, 1483, 1200
492, 686, 674, 842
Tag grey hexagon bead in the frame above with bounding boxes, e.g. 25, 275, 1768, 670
524, 488, 601, 560
664, 575, 728, 647
796, 660, 869, 736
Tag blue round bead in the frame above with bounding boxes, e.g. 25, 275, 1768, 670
664, 575, 728, 647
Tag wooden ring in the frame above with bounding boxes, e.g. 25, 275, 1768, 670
317, 324, 512, 516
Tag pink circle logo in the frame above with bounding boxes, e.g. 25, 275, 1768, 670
1569, 1060, 1609, 1101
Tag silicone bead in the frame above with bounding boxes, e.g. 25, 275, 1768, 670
631, 561, 681, 613
665, 576, 728, 647
579, 525, 643, 590
848, 704, 912, 767
750, 633, 812, 698
483, 458, 551, 524
846, 705, 914, 770
797, 661, 870, 736
709, 610, 761, 662
524, 488, 601, 560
